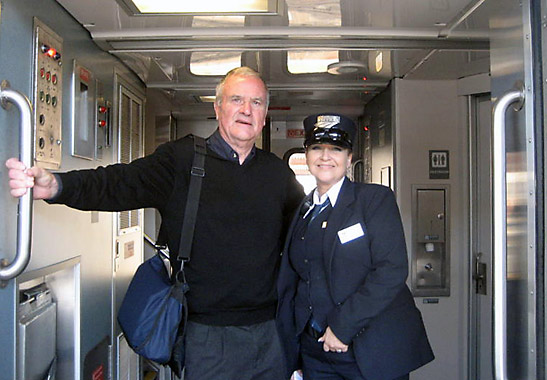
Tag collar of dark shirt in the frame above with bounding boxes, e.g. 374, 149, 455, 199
207, 129, 256, 165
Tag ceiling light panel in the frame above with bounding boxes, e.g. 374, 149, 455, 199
121, 0, 280, 15
287, 51, 339, 74
190, 52, 242, 76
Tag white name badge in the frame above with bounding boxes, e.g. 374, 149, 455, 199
337, 223, 365, 244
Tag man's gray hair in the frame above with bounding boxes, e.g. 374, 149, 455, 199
215, 66, 270, 107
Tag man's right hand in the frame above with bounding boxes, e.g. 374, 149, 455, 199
5, 158, 59, 200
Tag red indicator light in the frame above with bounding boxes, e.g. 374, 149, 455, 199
98, 106, 108, 114
362, 76, 368, 81
98, 120, 107, 127
47, 48, 57, 58
364, 126, 369, 131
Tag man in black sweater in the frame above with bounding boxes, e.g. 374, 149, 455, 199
6, 67, 304, 380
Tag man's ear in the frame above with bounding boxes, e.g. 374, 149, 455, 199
213, 102, 219, 120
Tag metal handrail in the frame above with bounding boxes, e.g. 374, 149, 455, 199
0, 81, 34, 283
143, 232, 169, 259
492, 87, 524, 380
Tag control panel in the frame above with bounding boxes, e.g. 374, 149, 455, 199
96, 92, 112, 161
33, 18, 63, 169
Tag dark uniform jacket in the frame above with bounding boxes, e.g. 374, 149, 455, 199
277, 179, 434, 380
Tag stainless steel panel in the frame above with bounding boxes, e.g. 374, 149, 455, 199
488, 0, 538, 378
416, 189, 446, 242
411, 185, 450, 297
71, 61, 95, 160
17, 285, 56, 380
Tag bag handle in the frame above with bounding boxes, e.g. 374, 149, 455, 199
177, 135, 206, 264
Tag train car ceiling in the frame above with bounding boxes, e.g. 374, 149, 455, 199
55, 0, 490, 118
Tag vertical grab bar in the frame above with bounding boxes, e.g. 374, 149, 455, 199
0, 81, 34, 283
492, 88, 524, 380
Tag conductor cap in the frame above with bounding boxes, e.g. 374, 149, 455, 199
303, 113, 356, 149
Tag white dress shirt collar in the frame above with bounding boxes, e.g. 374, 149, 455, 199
312, 177, 346, 207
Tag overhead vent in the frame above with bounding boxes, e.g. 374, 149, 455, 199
327, 61, 367, 75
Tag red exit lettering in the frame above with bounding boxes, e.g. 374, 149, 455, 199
92, 364, 104, 380
287, 129, 305, 138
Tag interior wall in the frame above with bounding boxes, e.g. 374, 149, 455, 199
176, 119, 219, 139
144, 88, 174, 155
143, 88, 179, 256
0, 0, 144, 374
270, 119, 306, 159
393, 78, 468, 380
363, 87, 394, 187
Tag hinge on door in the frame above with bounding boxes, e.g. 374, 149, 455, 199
473, 252, 487, 295
114, 241, 120, 272
108, 343, 113, 380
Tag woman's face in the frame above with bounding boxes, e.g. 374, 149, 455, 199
306, 143, 352, 192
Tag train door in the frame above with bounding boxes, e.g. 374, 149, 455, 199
487, 0, 544, 378
469, 93, 493, 379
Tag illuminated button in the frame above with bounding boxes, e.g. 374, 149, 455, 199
46, 47, 57, 59
45, 72, 51, 82
98, 120, 107, 127
98, 106, 108, 114
52, 74, 57, 85
51, 97, 57, 107
40, 68, 45, 78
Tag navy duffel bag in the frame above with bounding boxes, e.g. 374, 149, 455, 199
117, 253, 188, 364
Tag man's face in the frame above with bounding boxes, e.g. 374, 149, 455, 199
214, 75, 268, 148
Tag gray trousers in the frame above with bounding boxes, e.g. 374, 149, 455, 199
183, 319, 287, 380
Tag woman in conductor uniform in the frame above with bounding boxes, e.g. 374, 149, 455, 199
277, 113, 434, 380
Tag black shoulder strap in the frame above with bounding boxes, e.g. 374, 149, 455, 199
177, 135, 206, 262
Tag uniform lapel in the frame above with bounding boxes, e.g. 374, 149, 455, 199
283, 192, 313, 253
322, 178, 356, 271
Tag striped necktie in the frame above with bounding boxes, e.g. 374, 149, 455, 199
309, 197, 330, 222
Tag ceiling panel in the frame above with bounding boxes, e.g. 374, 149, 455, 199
55, 0, 491, 118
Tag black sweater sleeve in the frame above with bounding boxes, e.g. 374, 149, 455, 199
48, 140, 181, 212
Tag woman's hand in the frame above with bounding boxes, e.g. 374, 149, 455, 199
318, 326, 349, 353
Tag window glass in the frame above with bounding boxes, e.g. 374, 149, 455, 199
190, 52, 242, 76
287, 152, 316, 194
287, 0, 341, 26
192, 16, 245, 27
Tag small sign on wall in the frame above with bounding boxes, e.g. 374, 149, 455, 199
287, 129, 305, 138
429, 150, 449, 179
